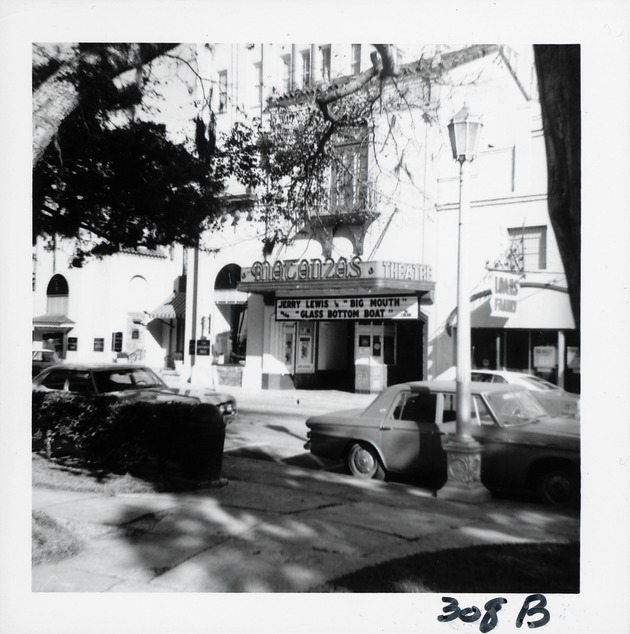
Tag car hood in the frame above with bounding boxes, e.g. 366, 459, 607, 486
162, 383, 236, 405
531, 391, 580, 417
511, 415, 580, 440
110, 387, 201, 405
306, 408, 366, 427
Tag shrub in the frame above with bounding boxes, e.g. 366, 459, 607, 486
32, 393, 225, 481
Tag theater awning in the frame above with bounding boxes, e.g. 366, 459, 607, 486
32, 314, 75, 329
148, 291, 186, 320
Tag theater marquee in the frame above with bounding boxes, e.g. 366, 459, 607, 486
238, 256, 435, 300
275, 296, 419, 321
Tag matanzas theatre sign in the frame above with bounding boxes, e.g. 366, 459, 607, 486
241, 255, 433, 285
239, 255, 434, 321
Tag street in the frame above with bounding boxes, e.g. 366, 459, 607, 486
221, 386, 374, 469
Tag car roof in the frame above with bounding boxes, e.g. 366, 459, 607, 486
395, 380, 526, 394
42, 363, 152, 372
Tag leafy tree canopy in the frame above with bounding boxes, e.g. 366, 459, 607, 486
33, 43, 226, 266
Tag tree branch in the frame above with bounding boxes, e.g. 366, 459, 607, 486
33, 43, 179, 167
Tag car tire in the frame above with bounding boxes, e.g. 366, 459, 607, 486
346, 442, 385, 480
535, 464, 579, 507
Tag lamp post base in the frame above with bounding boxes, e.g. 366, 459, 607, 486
437, 437, 491, 504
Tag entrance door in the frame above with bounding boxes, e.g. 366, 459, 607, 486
295, 323, 315, 374
393, 321, 423, 383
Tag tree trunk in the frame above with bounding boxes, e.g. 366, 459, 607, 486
534, 45, 581, 327
33, 43, 178, 167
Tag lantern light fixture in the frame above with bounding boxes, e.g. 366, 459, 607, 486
448, 105, 483, 163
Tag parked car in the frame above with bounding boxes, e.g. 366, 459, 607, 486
469, 370, 580, 419
32, 346, 60, 378
32, 363, 237, 424
305, 381, 580, 506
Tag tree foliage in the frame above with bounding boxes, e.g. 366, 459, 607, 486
33, 43, 226, 265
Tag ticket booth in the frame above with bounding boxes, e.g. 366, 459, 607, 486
354, 323, 395, 393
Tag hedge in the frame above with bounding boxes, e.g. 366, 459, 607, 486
32, 391, 225, 481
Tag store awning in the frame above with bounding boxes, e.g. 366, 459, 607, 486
446, 283, 576, 335
32, 314, 75, 329
148, 291, 186, 320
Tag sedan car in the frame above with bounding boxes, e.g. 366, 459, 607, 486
32, 363, 237, 424
470, 370, 580, 418
305, 381, 580, 506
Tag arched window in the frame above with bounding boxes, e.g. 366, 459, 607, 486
128, 275, 149, 312
214, 263, 241, 290
46, 274, 69, 315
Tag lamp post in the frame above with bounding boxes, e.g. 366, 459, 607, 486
438, 106, 491, 503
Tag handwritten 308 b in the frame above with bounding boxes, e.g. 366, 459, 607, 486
437, 594, 551, 632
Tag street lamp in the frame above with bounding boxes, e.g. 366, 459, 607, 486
438, 106, 491, 503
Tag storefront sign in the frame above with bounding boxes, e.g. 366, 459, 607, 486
490, 271, 520, 317
242, 256, 432, 285
196, 339, 211, 356
67, 337, 78, 351
533, 346, 557, 369
275, 296, 418, 321
93, 338, 104, 352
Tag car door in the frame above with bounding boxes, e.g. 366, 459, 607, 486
437, 392, 508, 487
378, 390, 443, 476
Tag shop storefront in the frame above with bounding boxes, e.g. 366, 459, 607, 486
445, 277, 580, 393
238, 256, 435, 392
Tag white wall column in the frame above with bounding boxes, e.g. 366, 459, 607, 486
242, 294, 265, 388
557, 329, 566, 389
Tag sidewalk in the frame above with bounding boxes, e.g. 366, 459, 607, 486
32, 453, 580, 592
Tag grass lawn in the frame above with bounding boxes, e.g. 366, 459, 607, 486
32, 452, 159, 495
32, 511, 83, 565
32, 453, 174, 565
313, 542, 580, 593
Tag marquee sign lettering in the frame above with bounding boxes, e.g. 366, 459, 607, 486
275, 296, 419, 321
242, 256, 432, 285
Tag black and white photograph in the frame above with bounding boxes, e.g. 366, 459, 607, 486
1, 1, 629, 633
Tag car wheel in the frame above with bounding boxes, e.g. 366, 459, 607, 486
346, 442, 385, 480
535, 465, 579, 507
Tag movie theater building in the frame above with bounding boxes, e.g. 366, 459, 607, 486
32, 44, 579, 393
222, 44, 578, 393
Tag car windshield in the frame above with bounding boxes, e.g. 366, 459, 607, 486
93, 368, 165, 393
486, 390, 548, 426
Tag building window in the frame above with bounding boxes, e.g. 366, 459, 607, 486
351, 44, 361, 75
253, 61, 263, 105
331, 136, 369, 213
281, 53, 293, 93
301, 48, 311, 87
320, 45, 331, 82
507, 225, 548, 271
46, 274, 69, 315
218, 71, 228, 113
